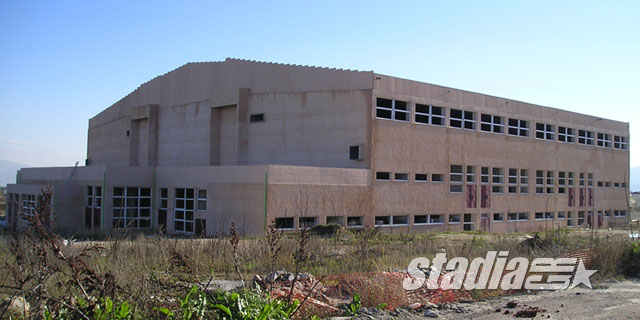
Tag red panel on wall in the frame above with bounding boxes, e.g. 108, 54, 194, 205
588, 188, 594, 207
466, 185, 477, 208
579, 188, 585, 207
481, 185, 490, 208
568, 187, 575, 207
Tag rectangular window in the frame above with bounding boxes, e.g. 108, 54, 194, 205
606, 181, 611, 188
392, 215, 409, 225
347, 216, 363, 228
587, 173, 593, 187
85, 186, 102, 229
376, 98, 409, 121
558, 171, 566, 194
275, 217, 294, 229
414, 214, 444, 225
605, 210, 611, 217
173, 188, 195, 233
448, 214, 461, 224
546, 171, 555, 194
394, 173, 409, 182
375, 215, 391, 226
415, 104, 445, 126
535, 212, 554, 220
249, 113, 265, 122
578, 211, 585, 225
493, 213, 504, 222
578, 130, 594, 145
326, 216, 344, 226
597, 133, 612, 148
376, 172, 391, 181
21, 194, 36, 218
349, 145, 363, 160
508, 168, 518, 185
432, 174, 444, 182
567, 212, 575, 226
415, 173, 428, 182
450, 165, 463, 193
466, 166, 476, 183
196, 189, 207, 211
536, 123, 555, 140
536, 170, 544, 194
568, 172, 575, 186
299, 217, 317, 228
557, 211, 566, 219
480, 114, 504, 134
520, 169, 529, 194
414, 215, 427, 224
508, 168, 518, 193
614, 182, 620, 188
579, 173, 585, 186
508, 118, 529, 137
492, 168, 503, 193
614, 136, 628, 150
429, 214, 444, 224
558, 127, 575, 143
481, 167, 490, 184
113, 187, 151, 229
450, 109, 476, 130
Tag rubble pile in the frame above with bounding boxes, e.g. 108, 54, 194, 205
259, 270, 479, 318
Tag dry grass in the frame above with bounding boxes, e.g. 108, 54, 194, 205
1, 207, 638, 318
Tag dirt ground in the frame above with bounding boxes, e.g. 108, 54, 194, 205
439, 279, 640, 319
339, 279, 640, 319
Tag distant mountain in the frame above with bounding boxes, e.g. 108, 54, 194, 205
631, 166, 640, 192
0, 160, 28, 187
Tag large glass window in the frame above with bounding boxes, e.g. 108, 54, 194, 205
85, 186, 102, 229
112, 187, 151, 229
174, 188, 195, 233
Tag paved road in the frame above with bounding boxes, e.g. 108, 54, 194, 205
440, 279, 640, 319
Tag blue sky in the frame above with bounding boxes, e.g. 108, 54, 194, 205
1, 1, 638, 167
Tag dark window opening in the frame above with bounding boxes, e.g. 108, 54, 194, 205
275, 217, 294, 229
376, 172, 391, 180
249, 113, 265, 122
349, 145, 362, 160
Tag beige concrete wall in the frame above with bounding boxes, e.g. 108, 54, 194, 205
243, 90, 371, 168
88, 59, 374, 169
369, 76, 630, 232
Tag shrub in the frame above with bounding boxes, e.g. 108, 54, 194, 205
309, 224, 342, 237
622, 242, 640, 278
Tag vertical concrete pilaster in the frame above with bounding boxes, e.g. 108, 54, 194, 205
237, 88, 251, 165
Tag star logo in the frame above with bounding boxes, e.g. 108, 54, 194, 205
569, 259, 597, 289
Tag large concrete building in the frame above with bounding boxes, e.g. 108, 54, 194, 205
4, 58, 631, 236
